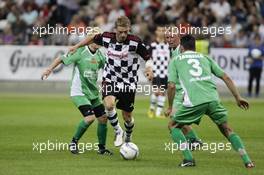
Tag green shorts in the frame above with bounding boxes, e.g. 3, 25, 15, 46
71, 96, 102, 108
172, 101, 228, 125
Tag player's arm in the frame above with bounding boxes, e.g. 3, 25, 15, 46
144, 59, 153, 81
136, 42, 153, 80
41, 57, 62, 80
69, 34, 95, 53
220, 73, 249, 110
209, 57, 249, 110
167, 82, 176, 109
41, 49, 81, 80
165, 59, 177, 116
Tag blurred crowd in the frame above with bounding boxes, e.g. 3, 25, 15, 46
0, 0, 264, 47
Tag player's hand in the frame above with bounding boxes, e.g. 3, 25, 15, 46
165, 107, 173, 117
41, 68, 52, 80
144, 67, 153, 81
236, 97, 249, 110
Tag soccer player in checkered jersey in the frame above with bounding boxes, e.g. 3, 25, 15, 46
147, 26, 170, 118
69, 16, 153, 147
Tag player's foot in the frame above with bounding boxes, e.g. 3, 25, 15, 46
148, 109, 155, 118
69, 138, 79, 154
178, 159, 196, 167
245, 162, 255, 168
114, 129, 124, 147
188, 138, 203, 151
97, 148, 113, 156
124, 132, 132, 143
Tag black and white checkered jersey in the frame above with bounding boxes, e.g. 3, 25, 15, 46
93, 32, 150, 88
149, 42, 170, 78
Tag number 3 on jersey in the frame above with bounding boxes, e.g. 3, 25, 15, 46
187, 59, 203, 77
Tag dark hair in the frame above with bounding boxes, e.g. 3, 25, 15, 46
180, 34, 196, 51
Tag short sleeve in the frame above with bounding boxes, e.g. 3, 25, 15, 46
136, 42, 151, 61
209, 57, 225, 78
168, 58, 178, 84
61, 50, 81, 66
93, 33, 103, 46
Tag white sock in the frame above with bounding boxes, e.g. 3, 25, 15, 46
106, 108, 122, 133
150, 94, 157, 110
124, 118, 134, 137
156, 95, 166, 116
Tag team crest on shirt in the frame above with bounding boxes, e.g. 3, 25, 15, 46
90, 58, 98, 64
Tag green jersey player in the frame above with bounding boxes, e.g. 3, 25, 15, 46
165, 32, 202, 149
167, 35, 254, 168
41, 43, 112, 155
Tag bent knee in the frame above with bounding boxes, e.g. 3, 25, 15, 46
84, 115, 96, 123
104, 100, 115, 111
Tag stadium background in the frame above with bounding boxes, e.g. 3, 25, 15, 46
0, 0, 264, 175
0, 0, 263, 95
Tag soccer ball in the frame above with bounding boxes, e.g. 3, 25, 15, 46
251, 48, 262, 59
120, 142, 139, 160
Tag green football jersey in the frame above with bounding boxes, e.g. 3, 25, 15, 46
171, 45, 184, 108
168, 50, 224, 107
61, 46, 105, 100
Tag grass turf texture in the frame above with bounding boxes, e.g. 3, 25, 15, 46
0, 93, 263, 175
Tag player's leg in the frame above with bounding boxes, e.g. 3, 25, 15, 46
155, 77, 167, 118
116, 90, 136, 143
207, 101, 254, 168
172, 103, 202, 149
182, 125, 202, 150
104, 95, 124, 147
169, 103, 208, 166
148, 91, 157, 118
218, 122, 254, 168
102, 82, 123, 147
156, 91, 166, 118
148, 77, 158, 118
247, 69, 254, 97
168, 120, 195, 167
255, 68, 262, 97
122, 110, 134, 142
69, 96, 95, 154
92, 100, 113, 155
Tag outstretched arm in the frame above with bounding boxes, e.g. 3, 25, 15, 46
41, 57, 62, 80
69, 34, 96, 53
220, 73, 249, 110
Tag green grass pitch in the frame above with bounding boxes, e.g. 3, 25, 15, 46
0, 93, 263, 175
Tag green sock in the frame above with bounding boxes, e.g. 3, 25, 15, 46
185, 128, 199, 142
73, 120, 91, 140
97, 122, 107, 150
171, 128, 193, 161
228, 133, 252, 164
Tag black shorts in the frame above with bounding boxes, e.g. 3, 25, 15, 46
78, 104, 105, 118
152, 76, 168, 89
102, 82, 136, 112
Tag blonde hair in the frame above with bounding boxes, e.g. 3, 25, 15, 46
115, 16, 131, 28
